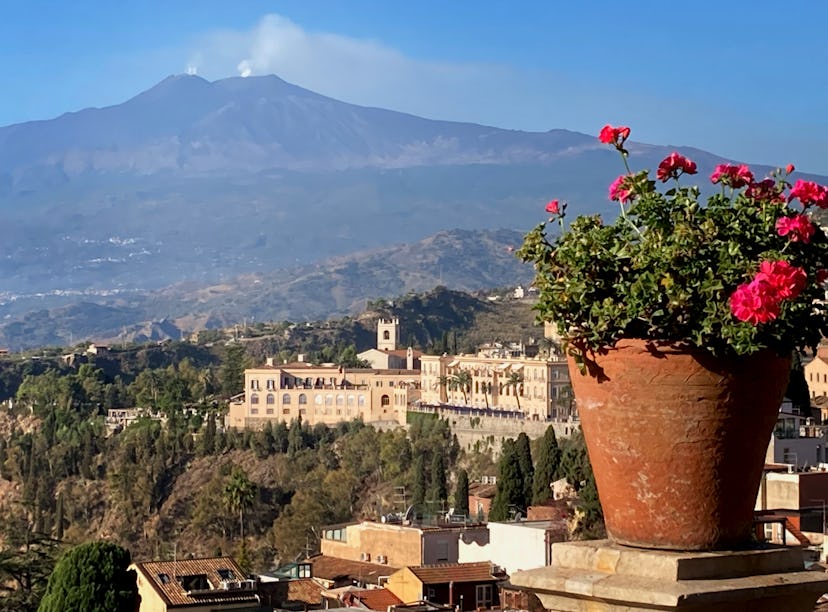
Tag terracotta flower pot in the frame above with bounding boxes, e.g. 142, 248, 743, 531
569, 339, 791, 551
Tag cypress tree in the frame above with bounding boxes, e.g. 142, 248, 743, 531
515, 432, 534, 509
411, 452, 427, 510
429, 452, 448, 507
453, 469, 470, 517
488, 439, 525, 521
532, 425, 562, 505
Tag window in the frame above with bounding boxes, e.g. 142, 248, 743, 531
283, 408, 290, 415
436, 540, 449, 562
476, 585, 493, 609
315, 394, 323, 405
250, 394, 259, 404
381, 395, 390, 407
325, 394, 333, 405
251, 408, 258, 415
298, 394, 307, 405
336, 395, 344, 406
347, 395, 355, 406
179, 574, 210, 592
266, 408, 274, 415
250, 379, 259, 390
383, 330, 391, 340
266, 379, 275, 390
266, 394, 275, 404
358, 395, 366, 406
217, 568, 236, 581
157, 573, 170, 584
426, 587, 437, 601
283, 394, 291, 404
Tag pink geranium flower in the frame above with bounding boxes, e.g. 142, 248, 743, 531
755, 260, 807, 301
545, 200, 560, 215
608, 175, 633, 203
598, 125, 631, 147
789, 180, 828, 209
730, 280, 781, 324
776, 214, 815, 244
710, 164, 754, 189
656, 152, 697, 182
745, 179, 785, 204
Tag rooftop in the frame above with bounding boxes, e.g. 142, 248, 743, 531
408, 562, 506, 584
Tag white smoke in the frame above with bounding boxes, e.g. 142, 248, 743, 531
237, 60, 252, 78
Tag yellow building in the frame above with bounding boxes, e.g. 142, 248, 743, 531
806, 347, 828, 399
419, 353, 572, 420
226, 358, 420, 429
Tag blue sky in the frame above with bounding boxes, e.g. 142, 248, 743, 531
2, 0, 827, 172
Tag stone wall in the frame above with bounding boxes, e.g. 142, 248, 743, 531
410, 408, 578, 456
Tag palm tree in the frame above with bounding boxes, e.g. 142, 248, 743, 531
223, 468, 257, 539
435, 375, 451, 403
450, 370, 472, 405
505, 371, 524, 411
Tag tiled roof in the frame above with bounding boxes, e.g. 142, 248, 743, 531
287, 578, 324, 604
307, 555, 397, 585
408, 562, 503, 585
352, 587, 402, 610
133, 556, 257, 608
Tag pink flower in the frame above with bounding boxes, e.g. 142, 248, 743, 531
786, 163, 795, 175
776, 214, 816, 244
710, 164, 754, 188
656, 152, 698, 182
545, 200, 560, 215
730, 280, 781, 324
598, 124, 631, 146
730, 260, 808, 325
608, 175, 633, 203
755, 260, 807, 301
789, 179, 828, 209
745, 179, 785, 204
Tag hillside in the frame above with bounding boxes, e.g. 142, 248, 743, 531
0, 229, 534, 351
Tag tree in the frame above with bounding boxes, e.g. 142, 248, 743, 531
488, 439, 525, 521
411, 452, 426, 510
515, 432, 534, 509
37, 541, 137, 612
453, 469, 470, 517
532, 425, 562, 505
223, 467, 257, 540
220, 343, 247, 397
429, 452, 447, 508
505, 372, 524, 411
449, 370, 472, 405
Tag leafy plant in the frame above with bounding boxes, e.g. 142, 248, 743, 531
518, 125, 828, 364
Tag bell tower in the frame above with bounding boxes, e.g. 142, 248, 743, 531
377, 318, 399, 351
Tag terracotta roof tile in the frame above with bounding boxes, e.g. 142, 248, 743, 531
133, 556, 257, 608
287, 578, 324, 604
408, 562, 503, 584
307, 555, 397, 585
352, 588, 402, 610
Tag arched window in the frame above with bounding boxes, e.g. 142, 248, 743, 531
381, 394, 390, 407
250, 394, 259, 404
358, 395, 366, 406
383, 330, 390, 340
315, 394, 323, 405
283, 394, 291, 404
336, 395, 344, 406
298, 394, 307, 405
325, 394, 333, 405
266, 394, 275, 405
347, 395, 355, 406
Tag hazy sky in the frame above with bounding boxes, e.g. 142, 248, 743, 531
2, 1, 826, 172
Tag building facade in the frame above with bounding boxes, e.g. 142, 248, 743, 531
806, 348, 828, 399
226, 359, 419, 429
419, 353, 572, 420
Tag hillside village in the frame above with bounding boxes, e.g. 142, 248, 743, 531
3, 289, 827, 611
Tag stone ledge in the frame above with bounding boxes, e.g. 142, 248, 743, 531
551, 539, 806, 581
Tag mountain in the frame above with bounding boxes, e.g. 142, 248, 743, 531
1, 73, 825, 349
3, 73, 814, 299
0, 228, 533, 351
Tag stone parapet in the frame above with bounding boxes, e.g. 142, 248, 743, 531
511, 540, 828, 611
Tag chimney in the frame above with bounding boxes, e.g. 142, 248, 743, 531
298, 354, 305, 362
266, 357, 274, 366
407, 347, 414, 370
